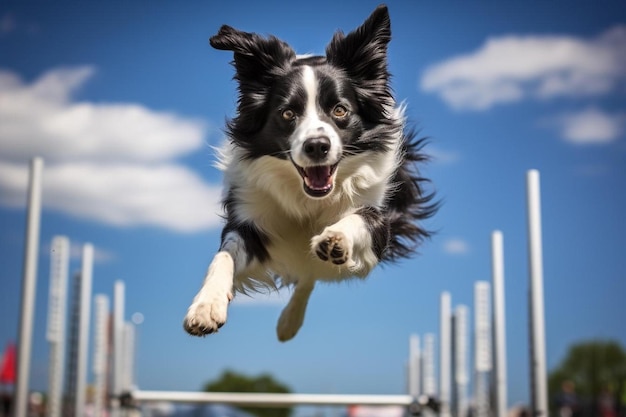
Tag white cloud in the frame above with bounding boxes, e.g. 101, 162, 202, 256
0, 67, 207, 164
421, 26, 626, 111
0, 66, 223, 232
552, 108, 625, 144
0, 161, 222, 232
443, 238, 470, 255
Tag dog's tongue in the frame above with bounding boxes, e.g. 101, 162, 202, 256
304, 166, 332, 190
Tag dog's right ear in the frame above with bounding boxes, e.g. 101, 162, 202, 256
325, 5, 393, 122
210, 25, 296, 84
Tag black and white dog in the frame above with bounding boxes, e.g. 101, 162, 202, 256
184, 5, 436, 341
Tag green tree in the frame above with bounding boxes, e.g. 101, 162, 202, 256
548, 340, 626, 415
203, 369, 292, 417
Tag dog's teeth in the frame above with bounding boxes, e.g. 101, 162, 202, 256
304, 166, 332, 190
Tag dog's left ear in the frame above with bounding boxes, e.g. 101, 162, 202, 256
325, 5, 391, 89
210, 25, 296, 85
210, 25, 296, 134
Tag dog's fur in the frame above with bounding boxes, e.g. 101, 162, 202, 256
183, 5, 436, 341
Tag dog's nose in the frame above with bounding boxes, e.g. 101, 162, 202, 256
303, 137, 331, 161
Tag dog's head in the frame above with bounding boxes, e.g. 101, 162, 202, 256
210, 5, 396, 198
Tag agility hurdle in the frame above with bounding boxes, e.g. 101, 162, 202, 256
129, 390, 414, 406
120, 390, 439, 416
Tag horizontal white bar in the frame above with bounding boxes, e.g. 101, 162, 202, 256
130, 391, 415, 407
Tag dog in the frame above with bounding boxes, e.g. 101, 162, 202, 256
183, 4, 436, 341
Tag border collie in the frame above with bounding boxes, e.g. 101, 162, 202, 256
184, 5, 436, 341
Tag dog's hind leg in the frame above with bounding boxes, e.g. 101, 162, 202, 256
276, 280, 315, 342
183, 231, 249, 336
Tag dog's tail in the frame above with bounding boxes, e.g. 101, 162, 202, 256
383, 131, 438, 262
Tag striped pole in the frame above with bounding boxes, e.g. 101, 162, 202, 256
439, 292, 451, 417
46, 236, 70, 417
474, 281, 492, 417
74, 244, 94, 417
111, 280, 126, 417
422, 333, 437, 397
408, 334, 421, 396
454, 305, 469, 417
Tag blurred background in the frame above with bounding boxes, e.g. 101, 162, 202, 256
1, 1, 625, 416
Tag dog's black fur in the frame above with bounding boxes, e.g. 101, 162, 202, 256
184, 5, 437, 341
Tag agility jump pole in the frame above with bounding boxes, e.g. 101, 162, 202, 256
526, 170, 548, 416
124, 390, 440, 415
491, 230, 508, 417
14, 157, 43, 417
128, 390, 414, 406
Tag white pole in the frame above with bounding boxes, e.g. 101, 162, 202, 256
454, 305, 469, 417
492, 230, 508, 417
423, 333, 437, 397
474, 281, 492, 417
474, 282, 492, 372
75, 244, 94, 417
93, 295, 109, 417
526, 170, 548, 417
132, 391, 416, 406
111, 280, 126, 417
408, 334, 421, 396
14, 157, 43, 417
122, 322, 136, 390
46, 236, 70, 417
439, 292, 451, 417
113, 280, 125, 394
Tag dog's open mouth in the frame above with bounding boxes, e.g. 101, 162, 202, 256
292, 162, 338, 197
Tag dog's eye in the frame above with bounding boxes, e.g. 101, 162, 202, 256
281, 109, 296, 121
332, 105, 348, 118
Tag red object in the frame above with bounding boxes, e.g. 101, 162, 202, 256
0, 342, 16, 384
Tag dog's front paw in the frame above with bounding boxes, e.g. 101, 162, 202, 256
312, 229, 353, 266
183, 293, 231, 336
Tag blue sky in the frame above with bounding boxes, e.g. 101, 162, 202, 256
1, 0, 625, 410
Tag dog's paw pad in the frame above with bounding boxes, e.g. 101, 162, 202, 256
313, 231, 351, 265
183, 297, 229, 336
